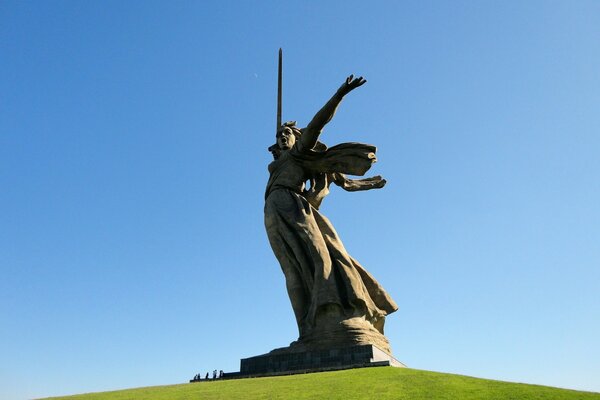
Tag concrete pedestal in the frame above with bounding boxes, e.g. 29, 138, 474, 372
226, 344, 404, 378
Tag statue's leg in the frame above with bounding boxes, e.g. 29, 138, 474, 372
265, 190, 338, 339
266, 234, 310, 336
281, 259, 310, 337
265, 195, 310, 337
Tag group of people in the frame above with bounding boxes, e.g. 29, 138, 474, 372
190, 370, 224, 382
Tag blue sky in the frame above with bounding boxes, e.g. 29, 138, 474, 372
1, 1, 599, 399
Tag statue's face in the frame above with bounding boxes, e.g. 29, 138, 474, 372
277, 127, 296, 150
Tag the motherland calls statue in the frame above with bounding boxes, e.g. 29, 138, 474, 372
264, 50, 398, 355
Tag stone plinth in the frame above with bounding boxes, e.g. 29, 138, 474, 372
238, 344, 404, 377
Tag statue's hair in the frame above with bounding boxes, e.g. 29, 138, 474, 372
276, 121, 302, 139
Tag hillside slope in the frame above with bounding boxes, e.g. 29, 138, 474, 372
41, 367, 599, 400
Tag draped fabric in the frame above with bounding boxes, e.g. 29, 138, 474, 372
264, 142, 398, 337
265, 142, 380, 199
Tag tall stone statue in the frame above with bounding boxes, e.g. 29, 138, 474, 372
264, 50, 398, 355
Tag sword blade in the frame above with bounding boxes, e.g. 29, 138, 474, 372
276, 48, 282, 134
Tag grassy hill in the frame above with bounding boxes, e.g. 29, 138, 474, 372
40, 367, 599, 400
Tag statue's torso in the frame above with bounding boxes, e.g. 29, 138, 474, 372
266, 150, 307, 197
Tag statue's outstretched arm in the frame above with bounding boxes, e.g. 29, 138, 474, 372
300, 75, 366, 151
303, 172, 386, 210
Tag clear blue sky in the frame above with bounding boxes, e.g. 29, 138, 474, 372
1, 1, 599, 399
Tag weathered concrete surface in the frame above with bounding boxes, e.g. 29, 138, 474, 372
264, 74, 398, 353
239, 344, 405, 377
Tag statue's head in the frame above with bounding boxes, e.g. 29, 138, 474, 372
276, 121, 301, 151
268, 121, 327, 160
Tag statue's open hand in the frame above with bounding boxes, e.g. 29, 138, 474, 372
339, 75, 366, 95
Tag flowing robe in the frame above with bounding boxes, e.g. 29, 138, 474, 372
264, 142, 398, 339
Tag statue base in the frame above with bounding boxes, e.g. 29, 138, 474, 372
223, 344, 404, 379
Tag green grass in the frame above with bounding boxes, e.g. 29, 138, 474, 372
40, 367, 599, 400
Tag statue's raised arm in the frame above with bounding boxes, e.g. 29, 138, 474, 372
299, 75, 367, 151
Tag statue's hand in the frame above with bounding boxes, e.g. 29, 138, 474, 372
338, 75, 367, 96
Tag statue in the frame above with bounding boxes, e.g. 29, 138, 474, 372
264, 50, 398, 354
